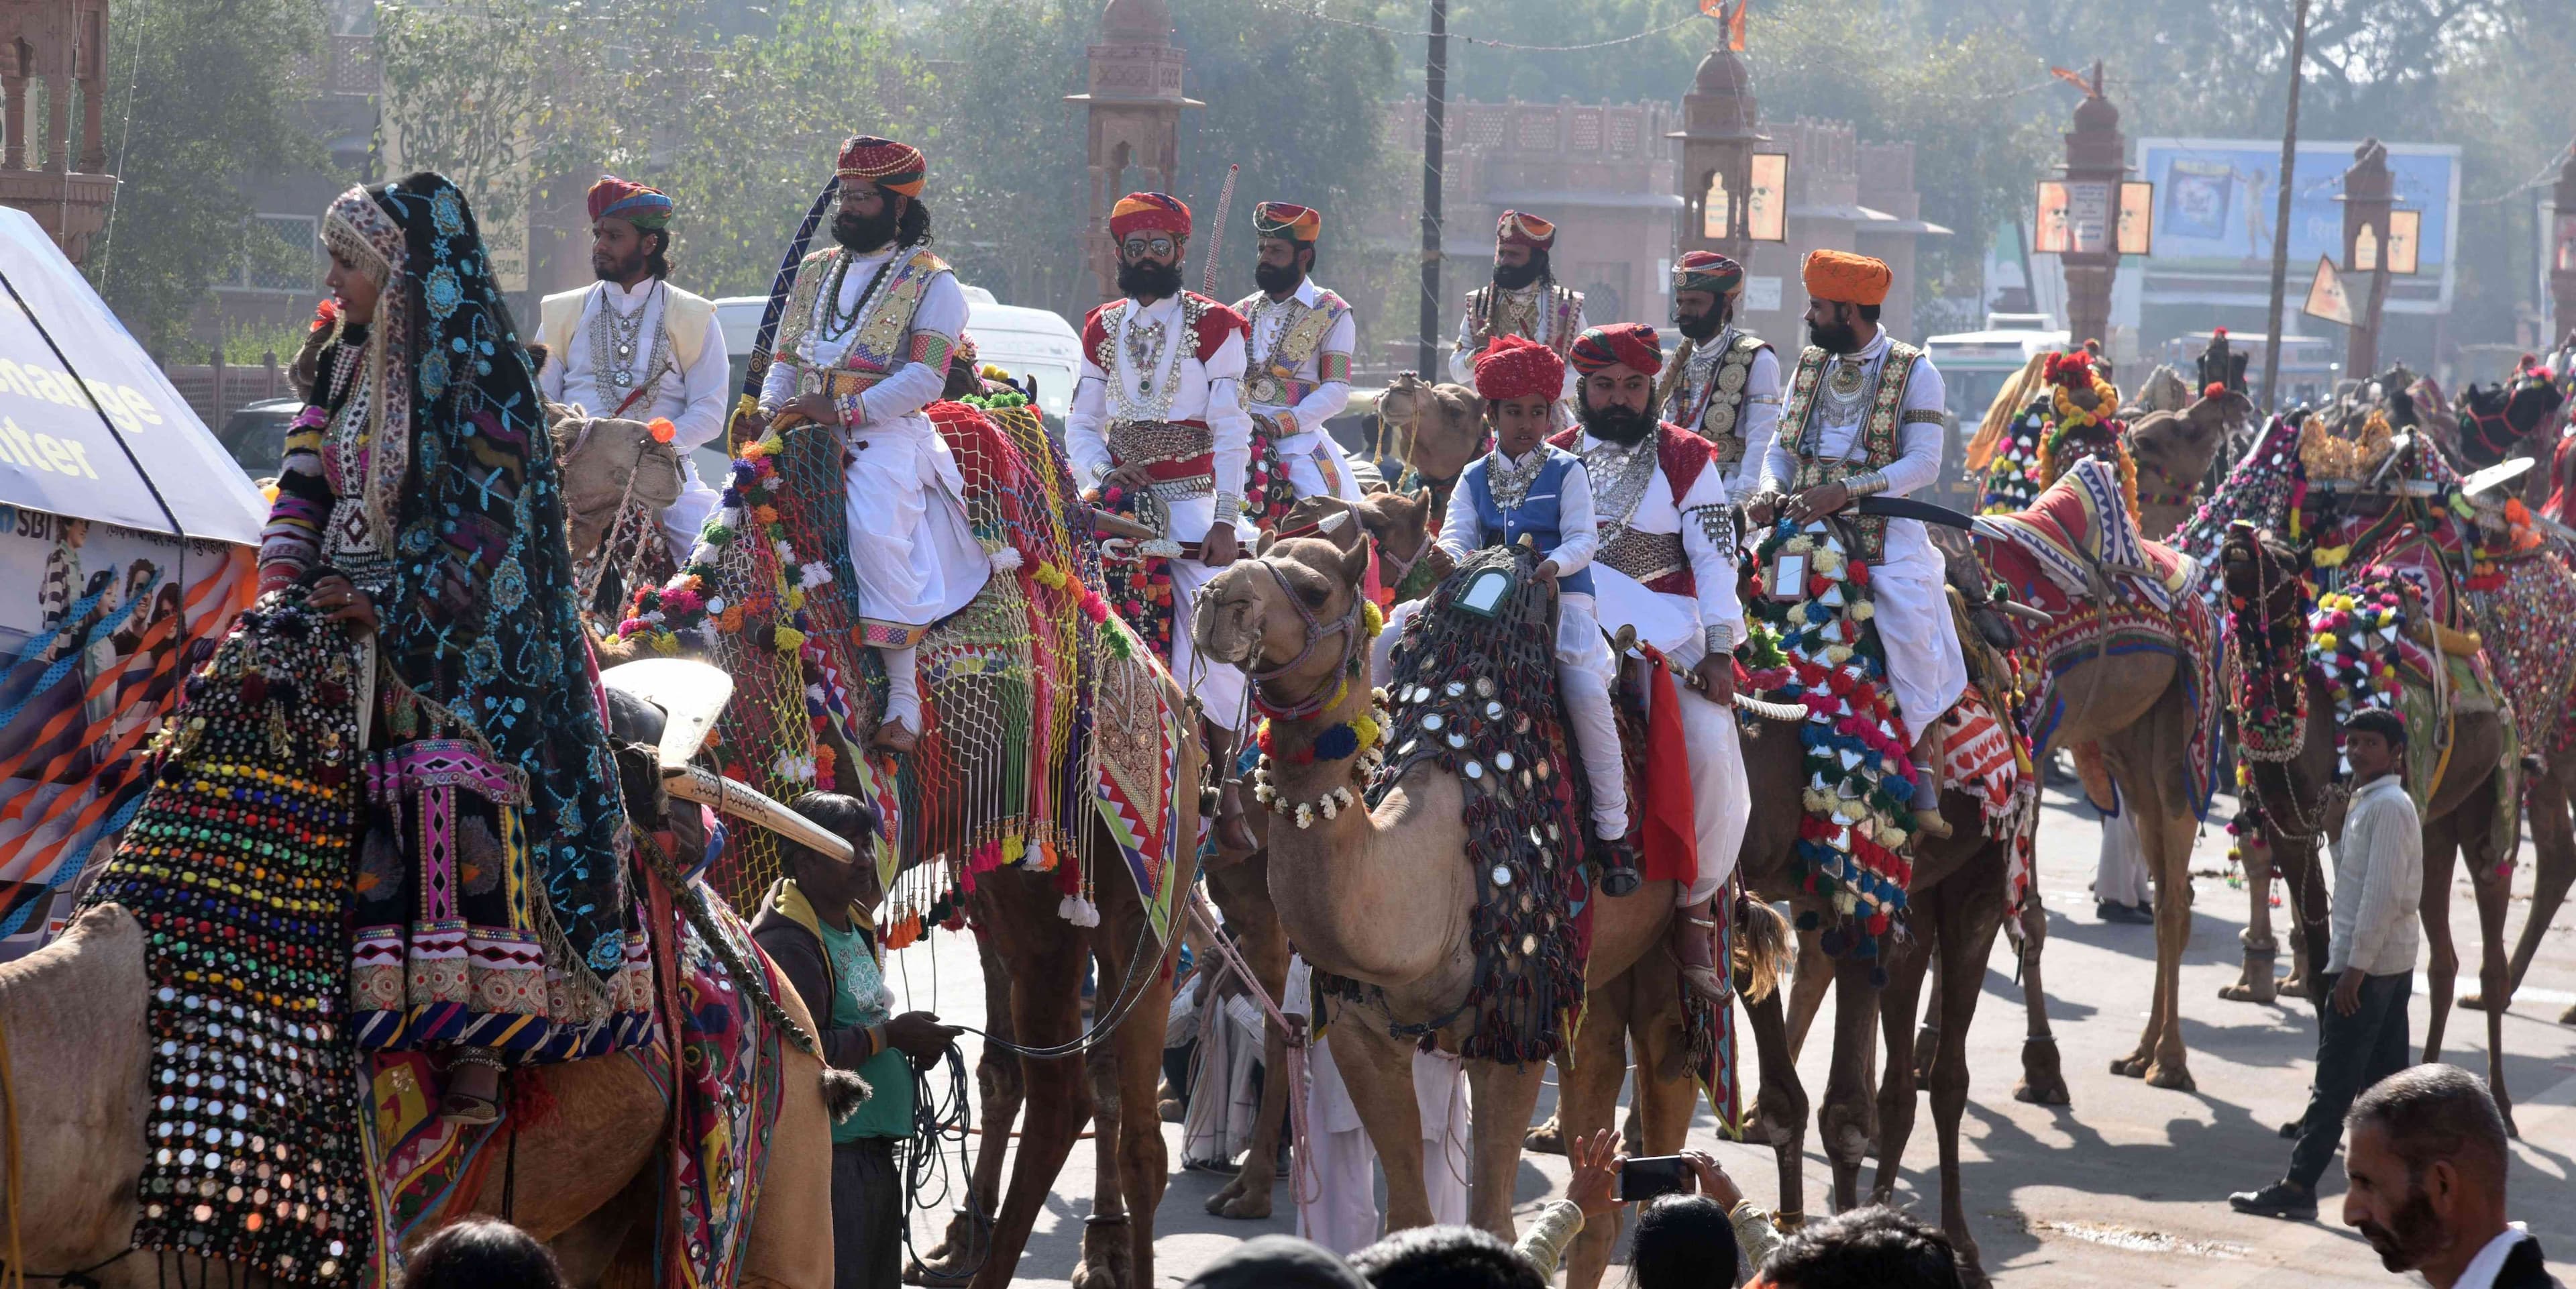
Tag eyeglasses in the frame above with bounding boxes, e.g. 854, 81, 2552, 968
1122, 236, 1179, 258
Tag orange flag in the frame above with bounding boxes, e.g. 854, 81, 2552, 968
1727, 0, 1750, 50
2049, 65, 2092, 91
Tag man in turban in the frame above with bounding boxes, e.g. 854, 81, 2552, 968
1662, 250, 1781, 502
740, 135, 984, 756
1065, 191, 1259, 840
537, 176, 732, 564
1449, 210, 1585, 421
1550, 321, 1752, 999
1746, 249, 1966, 836
1236, 201, 1363, 503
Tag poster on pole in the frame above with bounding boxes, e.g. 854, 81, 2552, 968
2302, 255, 2354, 326
2133, 138, 2459, 313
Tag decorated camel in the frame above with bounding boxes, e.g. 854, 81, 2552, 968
0, 648, 840, 1289
1372, 372, 1487, 518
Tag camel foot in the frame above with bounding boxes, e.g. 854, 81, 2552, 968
1953, 1234, 1990, 1289
2015, 1038, 2071, 1106
1158, 1098, 1183, 1123
2220, 951, 2279, 1004
2109, 1055, 2149, 1079
2282, 971, 2310, 1000
1203, 1170, 1275, 1220
1070, 1217, 1135, 1289
2145, 1061, 2196, 1092
2455, 990, 2500, 1014
1525, 1113, 1566, 1155
2501, 1104, 2519, 1140
904, 1208, 991, 1287
2561, 1000, 2576, 1026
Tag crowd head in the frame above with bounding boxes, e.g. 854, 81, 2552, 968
2343, 1064, 2514, 1276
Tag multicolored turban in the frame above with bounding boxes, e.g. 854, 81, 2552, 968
1495, 209, 1556, 250
1252, 201, 1321, 242
1568, 322, 1662, 378
837, 136, 927, 197
587, 175, 672, 229
1801, 248, 1891, 307
1672, 250, 1742, 296
1110, 191, 1192, 242
1472, 334, 1566, 402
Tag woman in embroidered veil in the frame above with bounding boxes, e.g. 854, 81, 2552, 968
263, 172, 649, 1122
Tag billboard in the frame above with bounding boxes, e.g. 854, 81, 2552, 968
2133, 138, 2460, 314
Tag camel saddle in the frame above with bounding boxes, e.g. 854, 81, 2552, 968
1974, 456, 2200, 617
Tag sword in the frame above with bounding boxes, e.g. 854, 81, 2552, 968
1855, 495, 1977, 531
1200, 163, 1240, 297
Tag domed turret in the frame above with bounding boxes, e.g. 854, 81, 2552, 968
1102, 0, 1171, 40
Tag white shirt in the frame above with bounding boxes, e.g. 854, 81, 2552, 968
1760, 329, 1948, 568
2329, 773, 2423, 976
1436, 445, 1597, 576
1676, 328, 1784, 500
1575, 429, 1746, 650
541, 278, 732, 454
1065, 293, 1256, 533
757, 246, 969, 432
1242, 276, 1354, 437
2454, 1227, 2536, 1289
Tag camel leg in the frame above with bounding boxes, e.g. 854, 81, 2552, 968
2465, 762, 2575, 1012
1867, 920, 1934, 1207
969, 883, 1094, 1289
1740, 974, 1809, 1225
1914, 963, 1941, 1084
1328, 1018, 1436, 1231
1464, 1055, 1547, 1238
2139, 794, 2200, 1091
1557, 972, 1639, 1289
2011, 896, 2069, 1106
1201, 853, 1291, 1219
1817, 953, 1882, 1211
2271, 829, 2330, 1006
2457, 786, 2519, 1138
1075, 1037, 1132, 1289
1929, 864, 2011, 1288
1739, 926, 1834, 1148
2220, 831, 2282, 1004
911, 933, 1021, 1284
1093, 902, 1181, 1289
2419, 815, 2463, 1068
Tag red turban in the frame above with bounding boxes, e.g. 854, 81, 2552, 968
588, 175, 672, 229
1496, 209, 1556, 250
837, 136, 926, 197
1568, 323, 1662, 378
1802, 248, 1891, 307
1472, 335, 1565, 402
1110, 191, 1191, 242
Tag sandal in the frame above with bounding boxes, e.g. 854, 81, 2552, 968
1673, 910, 1731, 1002
439, 1090, 503, 1126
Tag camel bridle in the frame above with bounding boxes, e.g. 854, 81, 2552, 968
1241, 556, 1366, 721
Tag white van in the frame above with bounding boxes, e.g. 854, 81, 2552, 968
709, 286, 1083, 475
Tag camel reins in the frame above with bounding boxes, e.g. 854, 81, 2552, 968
1244, 558, 1367, 721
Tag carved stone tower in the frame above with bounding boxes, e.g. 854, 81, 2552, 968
1067, 0, 1199, 300
0, 0, 114, 264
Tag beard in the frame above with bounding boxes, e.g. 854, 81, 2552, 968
1809, 317, 1863, 354
592, 246, 645, 283
1579, 398, 1657, 446
1118, 257, 1185, 300
2355, 1190, 2445, 1273
1492, 256, 1545, 291
1253, 260, 1303, 296
831, 206, 900, 253
1676, 307, 1725, 341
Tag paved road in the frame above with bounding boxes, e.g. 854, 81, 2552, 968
883, 781, 2576, 1285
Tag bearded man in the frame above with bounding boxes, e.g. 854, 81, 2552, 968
1553, 321, 1752, 1000
739, 136, 989, 756
1236, 201, 1361, 503
1065, 191, 1257, 833
1660, 250, 1780, 501
1745, 250, 1966, 837
537, 176, 731, 562
1448, 210, 1585, 410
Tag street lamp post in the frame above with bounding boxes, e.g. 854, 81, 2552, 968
2053, 62, 2124, 352
2551, 142, 2576, 350
1672, 44, 1767, 266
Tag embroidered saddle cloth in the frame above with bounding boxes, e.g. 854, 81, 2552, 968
1974, 456, 2200, 615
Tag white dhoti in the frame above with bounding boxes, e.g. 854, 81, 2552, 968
2096, 805, 2152, 907
839, 413, 991, 636
1291, 1011, 1472, 1251
1169, 555, 1248, 733
1592, 565, 1750, 903
1269, 427, 1365, 503
1863, 544, 1969, 739
661, 458, 722, 564
1181, 990, 1267, 1168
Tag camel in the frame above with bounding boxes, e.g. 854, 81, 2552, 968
1371, 372, 1485, 517
2218, 525, 2524, 1131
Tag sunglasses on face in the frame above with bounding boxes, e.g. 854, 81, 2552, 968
1122, 237, 1178, 258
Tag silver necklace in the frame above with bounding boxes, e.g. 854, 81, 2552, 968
591, 282, 656, 391
1582, 435, 1661, 532
1486, 448, 1550, 511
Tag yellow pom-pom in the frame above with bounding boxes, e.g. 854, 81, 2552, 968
650, 631, 679, 656
1002, 833, 1026, 862
775, 626, 806, 650
1361, 599, 1385, 639
786, 587, 806, 610
1353, 713, 1383, 751
1035, 563, 1069, 589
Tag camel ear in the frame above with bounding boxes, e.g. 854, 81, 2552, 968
1341, 530, 1372, 586
1257, 526, 1281, 556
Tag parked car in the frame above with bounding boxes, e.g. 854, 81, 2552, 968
214, 398, 304, 478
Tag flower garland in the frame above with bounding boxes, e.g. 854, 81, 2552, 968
1744, 518, 1917, 966
2176, 414, 2309, 560
2306, 577, 2410, 731
2229, 583, 2310, 764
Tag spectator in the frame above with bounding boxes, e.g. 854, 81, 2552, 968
1349, 1225, 1546, 1289
748, 792, 961, 1289
1512, 1131, 1782, 1285
2233, 707, 2421, 1221
2343, 1065, 2561, 1289
398, 1219, 564, 1289
1751, 1206, 1962, 1289
1185, 1234, 1371, 1289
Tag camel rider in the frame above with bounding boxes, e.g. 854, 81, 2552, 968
1554, 321, 1753, 1000
1744, 250, 1968, 839
1662, 250, 1781, 503
536, 176, 731, 564
1237, 201, 1362, 503
1065, 191, 1258, 839
1450, 210, 1585, 424
1389, 333, 1633, 865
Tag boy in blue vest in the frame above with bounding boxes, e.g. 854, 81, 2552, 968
1389, 333, 1631, 871
749, 792, 961, 1289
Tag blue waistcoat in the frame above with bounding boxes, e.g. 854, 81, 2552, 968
1460, 446, 1595, 597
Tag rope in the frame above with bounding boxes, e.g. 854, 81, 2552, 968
1184, 896, 1318, 1206
900, 1045, 982, 1278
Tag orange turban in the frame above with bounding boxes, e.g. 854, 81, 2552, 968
1252, 201, 1321, 242
1802, 249, 1892, 307
1110, 191, 1192, 242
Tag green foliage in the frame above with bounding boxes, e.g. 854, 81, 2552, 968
88, 0, 327, 350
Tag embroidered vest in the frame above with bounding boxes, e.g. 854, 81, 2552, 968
1780, 340, 1924, 560
773, 245, 950, 389
1467, 282, 1585, 356
1462, 447, 1595, 597
1233, 287, 1351, 411
1546, 425, 1713, 599
537, 282, 718, 393
1668, 329, 1770, 470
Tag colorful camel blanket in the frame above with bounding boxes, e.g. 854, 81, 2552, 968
1342, 547, 1589, 1066
2465, 547, 2576, 761
1974, 456, 2201, 614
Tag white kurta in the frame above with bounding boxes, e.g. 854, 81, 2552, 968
1672, 328, 1784, 502
539, 278, 734, 561
1243, 278, 1361, 503
1574, 430, 1750, 900
1760, 331, 1968, 735
1447, 284, 1586, 399
1066, 293, 1258, 730
759, 248, 989, 635
1285, 955, 1470, 1254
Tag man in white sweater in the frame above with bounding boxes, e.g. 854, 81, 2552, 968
2232, 706, 2422, 1221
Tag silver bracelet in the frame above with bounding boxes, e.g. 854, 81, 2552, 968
1705, 622, 1738, 654
1843, 470, 1890, 499
1212, 493, 1244, 528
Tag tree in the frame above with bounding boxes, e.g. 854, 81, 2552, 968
88, 0, 327, 350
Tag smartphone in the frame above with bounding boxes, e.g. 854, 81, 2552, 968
1617, 1154, 1692, 1202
